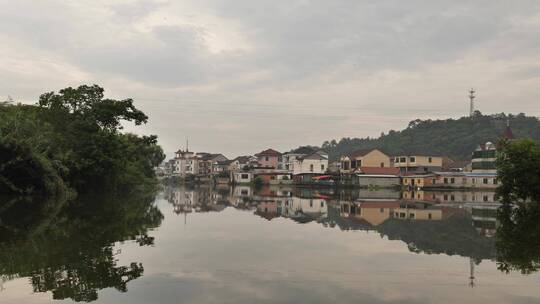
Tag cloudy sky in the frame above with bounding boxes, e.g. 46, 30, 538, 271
1, 1, 540, 157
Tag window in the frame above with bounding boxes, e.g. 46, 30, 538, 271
462, 177, 467, 183
410, 157, 416, 163
241, 174, 249, 179
444, 194, 448, 201
428, 157, 432, 163
358, 160, 362, 167
321, 201, 325, 207
444, 178, 448, 184
310, 164, 314, 172
351, 160, 357, 168
395, 157, 400, 163
493, 179, 498, 185
409, 213, 415, 219
380, 208, 384, 213
241, 190, 248, 195
265, 156, 269, 161
321, 164, 325, 171
450, 178, 455, 184
309, 200, 313, 207
380, 162, 384, 168
270, 176, 276, 180
483, 178, 489, 184
450, 195, 455, 201
472, 178, 476, 184
428, 213, 432, 219
400, 157, 406, 163
483, 195, 489, 202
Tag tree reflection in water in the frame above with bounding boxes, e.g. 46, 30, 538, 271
496, 203, 540, 274
0, 190, 163, 302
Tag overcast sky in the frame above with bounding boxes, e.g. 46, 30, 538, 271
2, 1, 540, 157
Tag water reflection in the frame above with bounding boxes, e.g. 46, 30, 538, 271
3, 185, 540, 303
165, 185, 498, 260
0, 190, 162, 302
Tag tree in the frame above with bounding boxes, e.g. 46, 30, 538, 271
0, 85, 165, 196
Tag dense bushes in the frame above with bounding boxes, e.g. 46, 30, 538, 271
0, 85, 165, 196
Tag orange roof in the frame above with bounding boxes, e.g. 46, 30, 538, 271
358, 167, 400, 175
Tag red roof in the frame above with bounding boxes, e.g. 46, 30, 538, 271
360, 202, 401, 209
357, 167, 400, 175
256, 148, 281, 156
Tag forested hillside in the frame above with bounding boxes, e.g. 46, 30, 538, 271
315, 113, 540, 161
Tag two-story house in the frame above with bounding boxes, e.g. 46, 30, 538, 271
340, 149, 391, 173
292, 151, 329, 175
393, 155, 443, 173
256, 148, 282, 168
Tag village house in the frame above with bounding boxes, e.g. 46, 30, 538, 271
292, 151, 329, 175
228, 156, 257, 172
254, 172, 292, 185
196, 153, 228, 176
256, 148, 282, 168
172, 149, 199, 177
426, 171, 499, 190
280, 146, 318, 172
340, 149, 391, 173
393, 155, 443, 173
402, 174, 436, 189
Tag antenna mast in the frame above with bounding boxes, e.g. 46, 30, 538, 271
469, 88, 476, 117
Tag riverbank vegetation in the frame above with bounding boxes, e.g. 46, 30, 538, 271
0, 85, 165, 197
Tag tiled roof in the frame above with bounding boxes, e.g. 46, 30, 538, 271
344, 148, 388, 159
257, 148, 281, 156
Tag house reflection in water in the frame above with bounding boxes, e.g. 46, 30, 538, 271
403, 190, 498, 204
340, 200, 400, 226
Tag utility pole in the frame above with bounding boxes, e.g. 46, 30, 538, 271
469, 88, 476, 117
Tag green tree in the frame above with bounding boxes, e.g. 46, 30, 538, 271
0, 85, 165, 196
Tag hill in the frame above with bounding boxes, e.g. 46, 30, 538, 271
311, 112, 540, 161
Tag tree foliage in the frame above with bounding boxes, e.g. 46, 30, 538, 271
0, 85, 165, 196
317, 113, 540, 160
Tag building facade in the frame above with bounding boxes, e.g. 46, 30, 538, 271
340, 149, 391, 173
393, 155, 443, 173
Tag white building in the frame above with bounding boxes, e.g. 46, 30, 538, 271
292, 151, 329, 175
173, 149, 199, 176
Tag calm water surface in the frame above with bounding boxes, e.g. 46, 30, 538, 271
1, 186, 539, 304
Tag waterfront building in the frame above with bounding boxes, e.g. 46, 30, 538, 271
393, 155, 443, 173
340, 149, 391, 173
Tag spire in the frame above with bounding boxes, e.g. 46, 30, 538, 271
503, 118, 515, 140
186, 138, 189, 152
